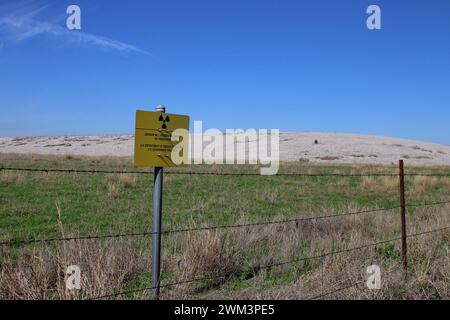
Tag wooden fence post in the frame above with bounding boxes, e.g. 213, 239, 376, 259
399, 160, 408, 279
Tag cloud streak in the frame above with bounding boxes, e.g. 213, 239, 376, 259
0, 6, 150, 55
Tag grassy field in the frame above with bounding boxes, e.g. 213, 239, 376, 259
1, 153, 449, 299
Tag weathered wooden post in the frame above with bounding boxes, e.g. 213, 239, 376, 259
399, 159, 408, 279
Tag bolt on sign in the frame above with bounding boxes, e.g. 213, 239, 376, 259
134, 110, 190, 167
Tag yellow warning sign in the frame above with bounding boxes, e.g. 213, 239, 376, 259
134, 110, 190, 167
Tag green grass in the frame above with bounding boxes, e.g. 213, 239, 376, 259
0, 158, 428, 239
1, 154, 450, 299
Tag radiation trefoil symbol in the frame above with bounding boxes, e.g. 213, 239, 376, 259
158, 114, 170, 129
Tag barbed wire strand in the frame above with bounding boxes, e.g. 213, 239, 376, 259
2, 164, 449, 300
0, 205, 402, 247
406, 200, 450, 208
0, 166, 414, 177
158, 206, 402, 235
2, 201, 449, 247
307, 265, 402, 300
88, 226, 449, 300
0, 230, 151, 247
2, 165, 450, 177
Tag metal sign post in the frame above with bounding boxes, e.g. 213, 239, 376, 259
133, 104, 189, 300
151, 104, 165, 300
151, 167, 163, 300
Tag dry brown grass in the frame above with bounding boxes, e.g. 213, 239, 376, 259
1, 156, 449, 300
410, 176, 440, 196
360, 176, 398, 193
188, 204, 449, 300
107, 182, 120, 199
0, 153, 133, 167
256, 188, 280, 203
103, 174, 136, 199
0, 238, 149, 300
0, 204, 448, 300
179, 230, 242, 280
0, 171, 24, 185
118, 173, 136, 189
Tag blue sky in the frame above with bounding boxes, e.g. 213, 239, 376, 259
0, 0, 450, 144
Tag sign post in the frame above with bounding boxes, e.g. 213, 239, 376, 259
151, 104, 165, 300
134, 105, 189, 300
399, 159, 408, 280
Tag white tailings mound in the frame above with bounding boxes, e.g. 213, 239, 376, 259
1, 132, 449, 166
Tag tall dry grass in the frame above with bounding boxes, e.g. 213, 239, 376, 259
359, 176, 398, 193
0, 171, 25, 185
103, 174, 136, 199
0, 239, 149, 300
168, 204, 449, 300
0, 204, 448, 300
410, 176, 441, 196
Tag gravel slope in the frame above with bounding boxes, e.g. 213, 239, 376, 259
1, 132, 449, 166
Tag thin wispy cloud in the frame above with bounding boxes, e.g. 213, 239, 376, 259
0, 4, 150, 55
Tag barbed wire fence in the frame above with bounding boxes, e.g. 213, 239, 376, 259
2, 165, 450, 177
1, 161, 449, 300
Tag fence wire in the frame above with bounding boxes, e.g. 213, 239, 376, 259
87, 225, 449, 300
307, 264, 403, 300
2, 200, 449, 248
2, 166, 449, 177
1, 164, 449, 300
